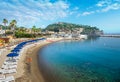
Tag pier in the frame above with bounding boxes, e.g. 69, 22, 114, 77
101, 34, 120, 37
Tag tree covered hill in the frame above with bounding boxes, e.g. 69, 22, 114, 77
45, 22, 103, 35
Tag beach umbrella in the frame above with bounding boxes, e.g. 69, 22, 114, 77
18, 42, 27, 46
17, 43, 24, 46
14, 47, 22, 50
12, 49, 21, 51
11, 49, 20, 53
16, 45, 24, 47
7, 53, 19, 57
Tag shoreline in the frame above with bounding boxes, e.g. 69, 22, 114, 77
15, 38, 62, 82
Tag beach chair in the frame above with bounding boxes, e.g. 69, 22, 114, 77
13, 56, 20, 60
5, 76, 15, 82
0, 74, 5, 80
4, 61, 18, 65
0, 76, 15, 82
2, 64, 17, 69
1, 65, 7, 69
0, 69, 9, 74
9, 69, 17, 74
9, 65, 17, 69
5, 58, 17, 62
0, 69, 17, 74
0, 69, 3, 74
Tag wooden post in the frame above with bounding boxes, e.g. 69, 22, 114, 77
26, 57, 32, 73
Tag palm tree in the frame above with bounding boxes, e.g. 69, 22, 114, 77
9, 20, 17, 38
36, 28, 41, 34
2, 19, 8, 36
18, 27, 27, 33
32, 25, 36, 34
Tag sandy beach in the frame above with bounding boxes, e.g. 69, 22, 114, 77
0, 45, 16, 67
15, 38, 62, 82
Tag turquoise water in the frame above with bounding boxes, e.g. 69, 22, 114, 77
39, 37, 120, 82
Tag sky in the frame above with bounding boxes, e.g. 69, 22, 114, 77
0, 0, 120, 33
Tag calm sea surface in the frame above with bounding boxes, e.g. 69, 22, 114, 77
39, 37, 120, 82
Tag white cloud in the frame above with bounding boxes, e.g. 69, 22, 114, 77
82, 11, 95, 16
76, 11, 95, 17
101, 3, 120, 12
96, 0, 111, 7
77, 0, 120, 17
96, 10, 100, 13
96, 0, 120, 12
74, 7, 79, 10
96, 1, 105, 7
69, 7, 79, 15
86, 0, 120, 14
82, 12, 91, 16
0, 0, 70, 27
76, 14, 81, 17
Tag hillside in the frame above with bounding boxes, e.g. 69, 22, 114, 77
46, 22, 103, 35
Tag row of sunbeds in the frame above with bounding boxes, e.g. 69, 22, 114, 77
0, 38, 46, 82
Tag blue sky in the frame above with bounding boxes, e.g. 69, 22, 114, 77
0, 0, 120, 33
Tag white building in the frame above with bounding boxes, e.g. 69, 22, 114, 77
0, 29, 5, 35
79, 34, 88, 39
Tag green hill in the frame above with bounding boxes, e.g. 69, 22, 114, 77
46, 22, 103, 35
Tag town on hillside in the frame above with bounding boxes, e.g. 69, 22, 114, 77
0, 20, 103, 48
45, 22, 103, 39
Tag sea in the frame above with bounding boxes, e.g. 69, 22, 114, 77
39, 37, 120, 82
